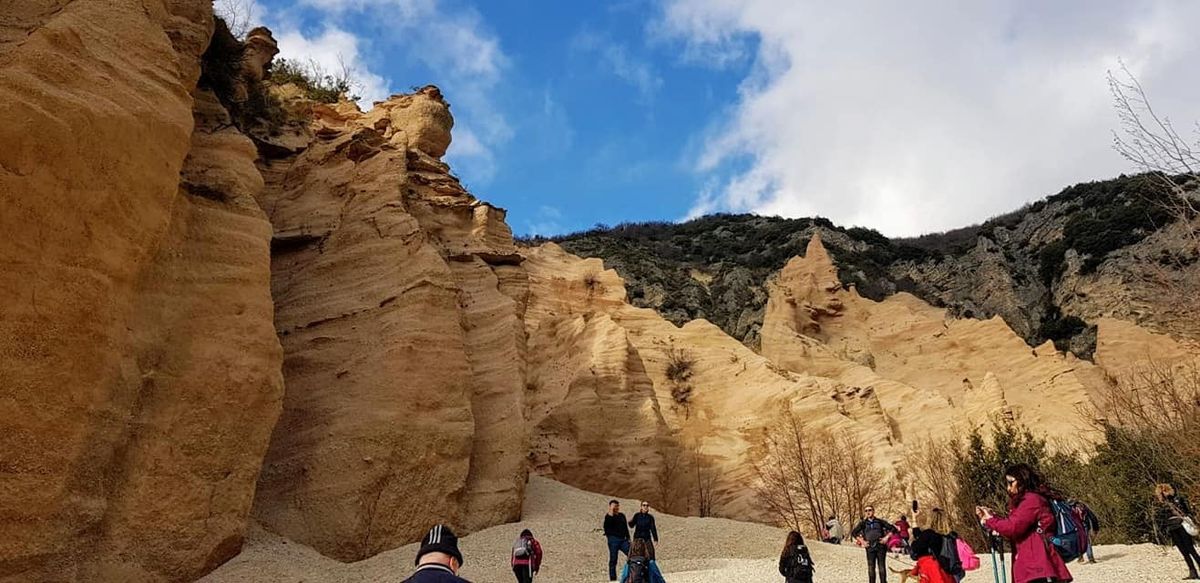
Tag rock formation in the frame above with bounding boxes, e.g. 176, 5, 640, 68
4, 2, 1200, 580
521, 243, 904, 520
0, 2, 282, 581
249, 87, 529, 561
762, 235, 1104, 445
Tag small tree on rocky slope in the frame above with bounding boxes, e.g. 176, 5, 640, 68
1108, 63, 1200, 327
753, 410, 882, 535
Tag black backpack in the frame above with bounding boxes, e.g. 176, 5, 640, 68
627, 557, 649, 583
937, 533, 964, 577
789, 545, 814, 580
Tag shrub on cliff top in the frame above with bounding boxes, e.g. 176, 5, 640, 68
270, 58, 360, 104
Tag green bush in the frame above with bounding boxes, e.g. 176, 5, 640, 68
1037, 307, 1087, 351
951, 421, 1050, 546
270, 58, 360, 104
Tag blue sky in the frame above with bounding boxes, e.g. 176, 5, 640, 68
233, 0, 1200, 237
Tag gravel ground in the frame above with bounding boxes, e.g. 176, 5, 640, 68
203, 477, 1192, 583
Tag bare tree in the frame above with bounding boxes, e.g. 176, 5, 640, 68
655, 445, 683, 515
692, 446, 719, 517
753, 408, 895, 538
1110, 62, 1200, 226
214, 0, 256, 39
839, 432, 885, 520
1107, 62, 1200, 331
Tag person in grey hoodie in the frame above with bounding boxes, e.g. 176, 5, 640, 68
825, 516, 844, 544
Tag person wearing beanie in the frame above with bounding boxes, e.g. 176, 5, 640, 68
403, 524, 472, 583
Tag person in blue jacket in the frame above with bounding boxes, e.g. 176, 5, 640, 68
619, 538, 666, 583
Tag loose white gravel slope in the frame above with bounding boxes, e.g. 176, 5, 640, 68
203, 477, 1190, 583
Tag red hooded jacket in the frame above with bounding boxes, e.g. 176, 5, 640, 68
984, 492, 1073, 583
911, 555, 955, 583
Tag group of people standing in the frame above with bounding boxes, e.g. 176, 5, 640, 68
791, 463, 1077, 583
396, 466, 1200, 583
604, 499, 665, 582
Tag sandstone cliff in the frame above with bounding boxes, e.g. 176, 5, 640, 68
1, 2, 282, 581
761, 235, 1103, 447
521, 243, 929, 521
249, 87, 529, 562
519, 234, 1197, 527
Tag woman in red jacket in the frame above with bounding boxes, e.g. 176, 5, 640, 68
977, 464, 1072, 583
511, 528, 543, 583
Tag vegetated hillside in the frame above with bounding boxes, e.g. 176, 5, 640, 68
525, 173, 1198, 356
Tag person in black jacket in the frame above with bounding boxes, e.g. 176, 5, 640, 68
1156, 483, 1200, 580
604, 499, 632, 581
779, 530, 815, 583
851, 506, 898, 583
403, 524, 472, 583
628, 501, 660, 558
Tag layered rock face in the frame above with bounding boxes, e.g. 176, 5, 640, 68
0, 2, 282, 581
522, 244, 904, 520
761, 235, 1103, 447
250, 88, 529, 561
522, 235, 1197, 524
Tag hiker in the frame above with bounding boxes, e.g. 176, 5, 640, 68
826, 516, 844, 544
897, 529, 956, 583
510, 528, 543, 583
852, 505, 898, 583
619, 538, 666, 583
779, 530, 815, 583
604, 499, 632, 581
1155, 483, 1200, 580
896, 515, 912, 553
1071, 500, 1099, 564
403, 524, 471, 583
976, 463, 1073, 583
886, 530, 905, 554
628, 501, 660, 558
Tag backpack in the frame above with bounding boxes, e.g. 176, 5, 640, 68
626, 557, 649, 583
1044, 497, 1085, 562
787, 545, 814, 580
956, 537, 980, 571
512, 536, 534, 559
936, 533, 964, 577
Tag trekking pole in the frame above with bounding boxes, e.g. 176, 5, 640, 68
978, 523, 1000, 583
993, 531, 1007, 583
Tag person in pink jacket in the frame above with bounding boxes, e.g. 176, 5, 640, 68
976, 463, 1073, 583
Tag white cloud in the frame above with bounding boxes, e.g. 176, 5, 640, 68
525, 205, 566, 236
574, 32, 664, 103
274, 27, 391, 105
657, 0, 1200, 236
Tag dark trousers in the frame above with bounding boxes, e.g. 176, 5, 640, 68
607, 535, 630, 580
513, 564, 534, 583
866, 544, 887, 583
1173, 529, 1200, 576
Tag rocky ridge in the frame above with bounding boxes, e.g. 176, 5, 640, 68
542, 176, 1200, 356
